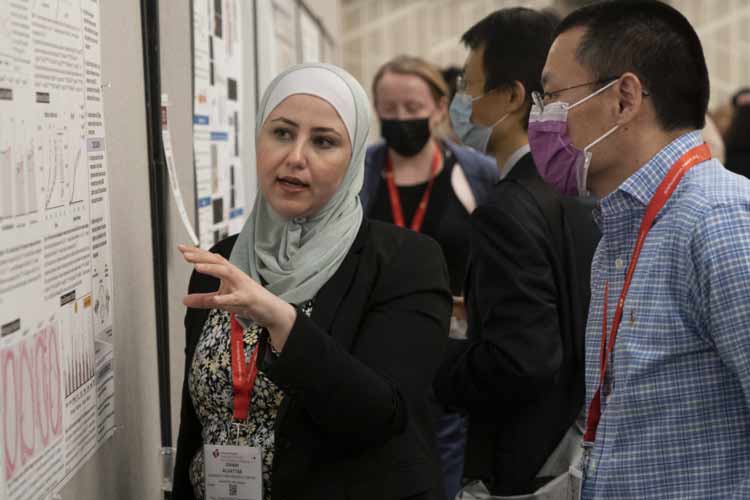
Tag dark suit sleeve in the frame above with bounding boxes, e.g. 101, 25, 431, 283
434, 191, 562, 412
263, 234, 451, 453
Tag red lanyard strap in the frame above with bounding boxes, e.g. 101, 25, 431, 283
384, 144, 441, 233
583, 144, 711, 445
230, 314, 260, 421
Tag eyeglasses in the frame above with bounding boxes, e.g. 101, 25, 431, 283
456, 74, 469, 94
456, 74, 496, 101
532, 77, 618, 112
532, 76, 650, 112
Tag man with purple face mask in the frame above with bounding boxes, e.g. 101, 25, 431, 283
434, 7, 600, 497
538, 2, 750, 498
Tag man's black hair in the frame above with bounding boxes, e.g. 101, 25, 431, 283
555, 0, 709, 130
732, 88, 750, 108
461, 7, 559, 128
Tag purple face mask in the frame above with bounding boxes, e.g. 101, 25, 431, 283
528, 80, 619, 196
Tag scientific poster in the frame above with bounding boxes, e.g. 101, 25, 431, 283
0, 0, 116, 498
193, 0, 247, 248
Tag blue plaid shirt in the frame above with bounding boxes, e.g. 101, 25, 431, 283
582, 131, 750, 499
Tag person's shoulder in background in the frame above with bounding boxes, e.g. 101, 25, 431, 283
363, 218, 450, 294
445, 140, 499, 186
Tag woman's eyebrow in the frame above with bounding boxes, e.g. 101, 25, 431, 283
271, 117, 298, 127
312, 126, 342, 137
271, 116, 343, 137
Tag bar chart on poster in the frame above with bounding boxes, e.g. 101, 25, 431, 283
0, 1, 116, 499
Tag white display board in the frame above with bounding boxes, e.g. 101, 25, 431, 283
0, 0, 116, 498
192, 0, 247, 248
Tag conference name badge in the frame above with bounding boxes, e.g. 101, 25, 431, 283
204, 445, 262, 500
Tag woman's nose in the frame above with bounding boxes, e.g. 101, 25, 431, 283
286, 139, 306, 169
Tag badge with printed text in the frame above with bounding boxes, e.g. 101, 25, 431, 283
204, 445, 262, 500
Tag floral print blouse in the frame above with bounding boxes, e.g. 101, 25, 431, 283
188, 302, 313, 500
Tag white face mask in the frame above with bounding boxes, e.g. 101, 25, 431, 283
577, 127, 620, 195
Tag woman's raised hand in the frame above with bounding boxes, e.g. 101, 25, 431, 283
178, 244, 296, 351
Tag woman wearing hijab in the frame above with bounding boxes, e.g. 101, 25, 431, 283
172, 63, 451, 500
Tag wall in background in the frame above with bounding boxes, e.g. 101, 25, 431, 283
341, 0, 749, 136
672, 0, 750, 109
340, 0, 554, 140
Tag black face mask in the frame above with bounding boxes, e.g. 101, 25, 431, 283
380, 118, 431, 157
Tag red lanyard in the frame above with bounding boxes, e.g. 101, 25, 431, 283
230, 314, 260, 421
384, 144, 441, 232
583, 144, 711, 445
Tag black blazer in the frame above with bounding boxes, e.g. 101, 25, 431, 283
434, 153, 600, 495
173, 220, 452, 500
726, 149, 750, 180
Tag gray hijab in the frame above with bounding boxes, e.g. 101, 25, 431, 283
229, 63, 370, 305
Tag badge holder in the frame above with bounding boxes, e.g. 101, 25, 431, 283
203, 314, 263, 500
203, 422, 262, 500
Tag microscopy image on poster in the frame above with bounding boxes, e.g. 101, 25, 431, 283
193, 0, 247, 248
0, 1, 116, 498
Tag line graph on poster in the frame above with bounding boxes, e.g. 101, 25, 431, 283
39, 113, 87, 214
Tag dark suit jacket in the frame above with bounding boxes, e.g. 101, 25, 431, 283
173, 220, 452, 500
434, 153, 600, 495
726, 149, 750, 180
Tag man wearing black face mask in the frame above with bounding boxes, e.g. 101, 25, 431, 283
360, 55, 498, 500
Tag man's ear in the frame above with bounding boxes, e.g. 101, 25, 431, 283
508, 80, 527, 114
615, 72, 645, 126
